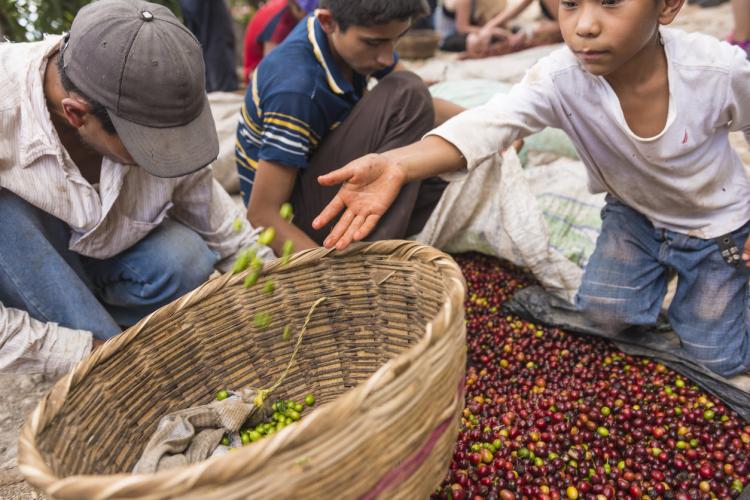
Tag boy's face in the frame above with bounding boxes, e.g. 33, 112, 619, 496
319, 11, 411, 77
557, 0, 675, 76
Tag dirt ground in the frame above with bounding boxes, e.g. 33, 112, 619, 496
0, 4, 742, 499
0, 373, 53, 499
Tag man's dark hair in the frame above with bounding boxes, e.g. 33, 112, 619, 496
319, 0, 429, 31
57, 52, 117, 136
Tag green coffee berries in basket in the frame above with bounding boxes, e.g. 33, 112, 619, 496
19, 240, 467, 499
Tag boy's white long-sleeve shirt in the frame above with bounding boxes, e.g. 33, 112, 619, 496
430, 27, 750, 240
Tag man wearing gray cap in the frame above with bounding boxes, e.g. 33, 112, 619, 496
0, 0, 272, 376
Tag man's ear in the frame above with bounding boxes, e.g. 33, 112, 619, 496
61, 96, 90, 129
658, 0, 685, 25
317, 9, 338, 34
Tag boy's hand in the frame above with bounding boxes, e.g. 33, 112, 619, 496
313, 153, 407, 250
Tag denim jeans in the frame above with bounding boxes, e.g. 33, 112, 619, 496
577, 197, 750, 377
0, 190, 218, 339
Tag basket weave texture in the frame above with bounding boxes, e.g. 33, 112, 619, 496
19, 240, 467, 499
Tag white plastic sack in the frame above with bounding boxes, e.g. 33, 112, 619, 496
415, 148, 584, 302
208, 91, 244, 195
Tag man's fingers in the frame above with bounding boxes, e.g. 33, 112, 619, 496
313, 195, 346, 230
354, 214, 381, 242
336, 215, 366, 250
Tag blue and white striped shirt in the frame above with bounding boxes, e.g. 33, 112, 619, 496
235, 13, 397, 205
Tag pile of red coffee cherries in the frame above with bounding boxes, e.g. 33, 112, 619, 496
433, 254, 750, 499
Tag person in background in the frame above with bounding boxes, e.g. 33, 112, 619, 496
434, 0, 511, 52
728, 0, 750, 57
413, 0, 439, 30
179, 0, 239, 92
688, 0, 727, 9
243, 0, 319, 83
464, 0, 562, 58
0, 0, 271, 376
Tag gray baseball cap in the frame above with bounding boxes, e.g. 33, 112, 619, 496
62, 0, 219, 178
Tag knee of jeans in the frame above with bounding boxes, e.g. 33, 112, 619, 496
576, 294, 630, 335
170, 244, 216, 295
145, 238, 216, 300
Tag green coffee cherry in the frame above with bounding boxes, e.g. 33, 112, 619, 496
280, 240, 294, 265
244, 269, 261, 288
231, 249, 252, 274
253, 312, 272, 329
259, 227, 276, 246
279, 203, 294, 221
216, 389, 229, 401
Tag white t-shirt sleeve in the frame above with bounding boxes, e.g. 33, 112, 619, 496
727, 45, 750, 146
426, 58, 563, 181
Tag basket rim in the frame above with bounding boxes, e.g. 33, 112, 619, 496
18, 240, 467, 498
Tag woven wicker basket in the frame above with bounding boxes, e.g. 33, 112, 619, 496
397, 29, 441, 59
19, 241, 467, 499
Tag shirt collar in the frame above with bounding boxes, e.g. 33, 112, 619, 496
307, 13, 354, 96
18, 36, 67, 169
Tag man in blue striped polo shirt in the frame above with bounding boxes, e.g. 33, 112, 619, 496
236, 0, 463, 255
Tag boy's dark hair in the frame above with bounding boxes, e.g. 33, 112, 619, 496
319, 0, 429, 31
57, 51, 117, 136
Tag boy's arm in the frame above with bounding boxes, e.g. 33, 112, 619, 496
727, 49, 750, 265
433, 97, 465, 127
728, 48, 750, 147
314, 59, 563, 249
313, 136, 465, 249
237, 90, 329, 254
248, 160, 319, 255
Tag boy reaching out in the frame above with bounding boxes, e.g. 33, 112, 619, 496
314, 0, 750, 377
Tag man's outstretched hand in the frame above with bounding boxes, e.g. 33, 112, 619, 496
312, 153, 407, 250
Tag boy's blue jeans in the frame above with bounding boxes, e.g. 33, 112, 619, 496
577, 197, 750, 377
0, 190, 218, 340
